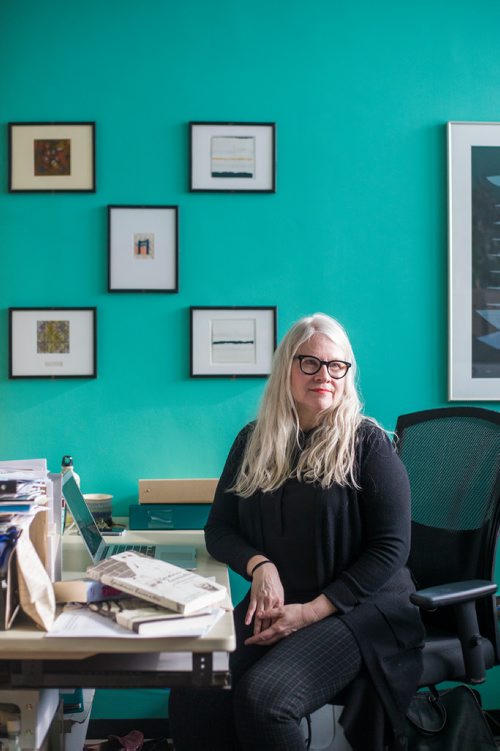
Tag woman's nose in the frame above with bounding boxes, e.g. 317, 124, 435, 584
314, 364, 331, 380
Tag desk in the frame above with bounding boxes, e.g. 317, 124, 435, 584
0, 530, 235, 692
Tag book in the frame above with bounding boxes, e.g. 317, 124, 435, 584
53, 578, 126, 604
86, 550, 227, 615
87, 596, 224, 636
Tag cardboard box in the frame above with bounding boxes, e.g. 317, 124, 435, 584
138, 479, 217, 504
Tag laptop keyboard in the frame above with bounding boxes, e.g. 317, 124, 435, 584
108, 543, 156, 557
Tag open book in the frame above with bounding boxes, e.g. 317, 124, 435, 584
86, 550, 227, 615
88, 597, 224, 637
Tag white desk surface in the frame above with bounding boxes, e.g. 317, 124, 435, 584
0, 529, 236, 660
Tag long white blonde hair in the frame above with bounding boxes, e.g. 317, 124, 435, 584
232, 313, 366, 497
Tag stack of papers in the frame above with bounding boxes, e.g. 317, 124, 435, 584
0, 459, 49, 510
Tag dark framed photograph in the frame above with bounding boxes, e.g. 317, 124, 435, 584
8, 122, 96, 192
189, 122, 276, 192
190, 306, 277, 377
9, 307, 97, 379
448, 121, 500, 400
108, 205, 179, 292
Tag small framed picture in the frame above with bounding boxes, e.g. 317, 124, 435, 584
8, 122, 96, 192
189, 122, 276, 192
9, 307, 97, 379
448, 121, 500, 400
190, 306, 277, 378
108, 205, 179, 293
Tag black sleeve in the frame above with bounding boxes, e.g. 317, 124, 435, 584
204, 424, 263, 578
322, 425, 411, 613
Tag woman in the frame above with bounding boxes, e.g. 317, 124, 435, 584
169, 313, 423, 751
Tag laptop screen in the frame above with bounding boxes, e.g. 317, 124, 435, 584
62, 472, 104, 560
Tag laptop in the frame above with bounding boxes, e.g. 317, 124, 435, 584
62, 472, 196, 568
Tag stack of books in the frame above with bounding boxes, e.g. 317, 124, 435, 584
54, 550, 228, 638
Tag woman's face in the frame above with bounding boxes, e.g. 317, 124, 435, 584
290, 332, 347, 431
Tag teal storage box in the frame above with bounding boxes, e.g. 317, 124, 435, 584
129, 503, 211, 530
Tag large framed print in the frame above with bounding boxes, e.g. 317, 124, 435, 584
190, 306, 277, 377
9, 307, 97, 379
448, 121, 500, 400
189, 122, 276, 192
8, 122, 96, 192
108, 205, 179, 292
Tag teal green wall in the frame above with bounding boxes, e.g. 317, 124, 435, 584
3, 0, 500, 713
2, 0, 500, 503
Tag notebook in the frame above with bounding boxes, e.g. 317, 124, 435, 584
61, 472, 196, 568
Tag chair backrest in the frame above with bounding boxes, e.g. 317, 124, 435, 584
395, 407, 500, 653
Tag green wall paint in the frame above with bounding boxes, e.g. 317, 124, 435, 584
2, 0, 500, 711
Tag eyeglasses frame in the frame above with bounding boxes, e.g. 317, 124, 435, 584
293, 355, 352, 380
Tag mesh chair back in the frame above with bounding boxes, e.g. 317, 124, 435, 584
395, 407, 500, 652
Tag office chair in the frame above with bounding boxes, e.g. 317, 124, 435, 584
305, 406, 500, 751
394, 406, 500, 689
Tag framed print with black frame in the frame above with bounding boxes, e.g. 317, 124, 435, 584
190, 306, 277, 378
108, 205, 179, 293
9, 307, 97, 379
448, 121, 500, 400
189, 122, 276, 192
8, 122, 96, 192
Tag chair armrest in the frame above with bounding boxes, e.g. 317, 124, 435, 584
411, 579, 497, 683
410, 579, 497, 611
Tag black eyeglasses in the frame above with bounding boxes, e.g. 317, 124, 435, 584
294, 355, 351, 380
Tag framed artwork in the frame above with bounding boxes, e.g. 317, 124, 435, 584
189, 122, 276, 192
8, 122, 96, 192
190, 306, 277, 378
108, 205, 179, 293
9, 307, 97, 379
448, 121, 500, 400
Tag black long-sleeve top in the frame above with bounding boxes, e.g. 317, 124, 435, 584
205, 421, 424, 750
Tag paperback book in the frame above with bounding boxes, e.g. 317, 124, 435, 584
86, 550, 227, 615
87, 597, 224, 637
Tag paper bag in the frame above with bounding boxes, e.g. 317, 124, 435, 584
16, 510, 55, 630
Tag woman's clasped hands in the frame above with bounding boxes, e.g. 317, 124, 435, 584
245, 603, 316, 646
244, 560, 318, 646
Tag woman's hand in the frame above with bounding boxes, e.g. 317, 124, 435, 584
245, 561, 284, 635
245, 604, 313, 646
245, 595, 338, 646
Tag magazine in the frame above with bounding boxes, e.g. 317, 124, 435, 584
87, 597, 224, 637
86, 550, 227, 615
